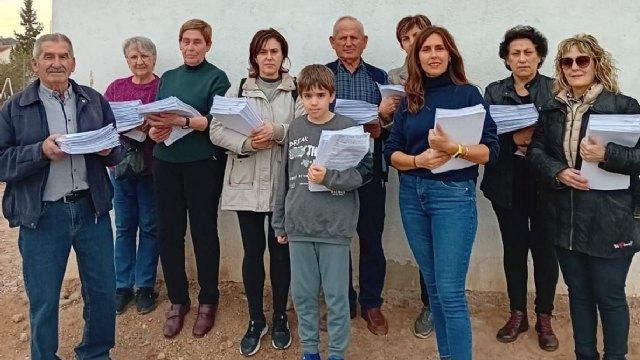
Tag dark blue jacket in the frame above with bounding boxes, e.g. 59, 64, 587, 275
384, 73, 499, 181
0, 79, 123, 228
326, 59, 389, 178
325, 59, 388, 88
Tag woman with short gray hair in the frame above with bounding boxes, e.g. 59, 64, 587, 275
104, 35, 160, 316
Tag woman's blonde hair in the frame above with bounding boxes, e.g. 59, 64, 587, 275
553, 34, 619, 95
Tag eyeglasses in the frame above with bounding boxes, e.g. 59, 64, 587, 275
559, 56, 591, 70
126, 54, 152, 63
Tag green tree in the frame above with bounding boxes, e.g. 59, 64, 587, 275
2, 0, 43, 93
11, 0, 43, 60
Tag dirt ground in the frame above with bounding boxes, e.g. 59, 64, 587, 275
0, 183, 639, 359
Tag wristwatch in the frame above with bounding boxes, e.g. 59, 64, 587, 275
453, 143, 464, 158
181, 117, 191, 129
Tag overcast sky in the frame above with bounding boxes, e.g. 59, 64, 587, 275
0, 0, 51, 38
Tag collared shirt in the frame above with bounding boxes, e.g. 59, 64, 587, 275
335, 60, 381, 105
38, 82, 89, 201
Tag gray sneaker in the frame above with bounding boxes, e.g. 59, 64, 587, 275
414, 306, 434, 338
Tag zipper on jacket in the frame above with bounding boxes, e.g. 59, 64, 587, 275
569, 188, 574, 250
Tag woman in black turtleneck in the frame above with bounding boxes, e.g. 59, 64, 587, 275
384, 26, 498, 360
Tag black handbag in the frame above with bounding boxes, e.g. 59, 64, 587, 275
114, 139, 146, 180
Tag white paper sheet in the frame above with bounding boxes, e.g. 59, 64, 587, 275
109, 100, 144, 132
377, 83, 406, 98
334, 99, 379, 125
209, 95, 263, 136
309, 126, 371, 192
489, 103, 538, 135
56, 124, 121, 154
137, 96, 200, 145
431, 104, 486, 174
580, 114, 640, 190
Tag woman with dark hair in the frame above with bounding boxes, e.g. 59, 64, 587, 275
384, 26, 499, 360
388, 13, 435, 340
479, 25, 559, 351
528, 33, 640, 360
147, 18, 230, 339
210, 28, 303, 357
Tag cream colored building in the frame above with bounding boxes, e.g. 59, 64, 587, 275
52, 0, 640, 296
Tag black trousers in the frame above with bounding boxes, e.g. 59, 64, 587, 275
153, 157, 224, 305
236, 211, 290, 323
492, 202, 558, 315
349, 173, 387, 311
557, 247, 633, 360
492, 157, 558, 314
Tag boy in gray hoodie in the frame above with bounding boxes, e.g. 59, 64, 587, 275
272, 64, 372, 360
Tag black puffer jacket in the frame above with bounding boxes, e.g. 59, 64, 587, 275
480, 73, 554, 208
527, 89, 640, 258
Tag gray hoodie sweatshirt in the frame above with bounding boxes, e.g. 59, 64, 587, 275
271, 113, 373, 245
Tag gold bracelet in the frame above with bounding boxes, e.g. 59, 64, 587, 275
453, 143, 464, 158
412, 155, 417, 168
461, 146, 469, 159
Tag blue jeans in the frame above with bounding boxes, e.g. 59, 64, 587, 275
557, 247, 633, 360
399, 175, 477, 360
109, 172, 159, 289
18, 197, 116, 360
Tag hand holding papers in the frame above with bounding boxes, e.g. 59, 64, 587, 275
489, 104, 539, 135
55, 124, 120, 155
334, 99, 379, 125
109, 100, 144, 132
209, 95, 263, 136
580, 114, 640, 190
377, 83, 406, 98
137, 96, 201, 146
430, 104, 486, 174
309, 126, 371, 192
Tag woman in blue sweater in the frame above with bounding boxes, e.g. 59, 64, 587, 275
384, 26, 499, 360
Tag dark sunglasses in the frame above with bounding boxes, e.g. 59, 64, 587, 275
559, 55, 591, 69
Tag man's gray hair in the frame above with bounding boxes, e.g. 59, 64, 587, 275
332, 15, 365, 36
122, 36, 157, 58
32, 33, 74, 59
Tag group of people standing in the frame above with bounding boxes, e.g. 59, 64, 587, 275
0, 10, 638, 360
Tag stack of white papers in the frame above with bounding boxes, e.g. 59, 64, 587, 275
431, 104, 486, 174
309, 126, 370, 192
137, 96, 201, 146
377, 83, 406, 98
334, 99, 378, 125
109, 100, 144, 132
490, 104, 539, 135
581, 114, 640, 190
209, 95, 263, 136
56, 124, 120, 155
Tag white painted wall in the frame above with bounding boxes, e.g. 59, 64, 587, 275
52, 0, 640, 295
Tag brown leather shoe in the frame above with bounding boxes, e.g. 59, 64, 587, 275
362, 307, 388, 335
535, 313, 559, 351
496, 310, 529, 343
163, 303, 190, 338
192, 304, 217, 338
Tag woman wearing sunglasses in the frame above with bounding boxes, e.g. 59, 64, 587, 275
527, 34, 640, 360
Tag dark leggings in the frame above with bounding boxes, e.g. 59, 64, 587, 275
237, 211, 291, 322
